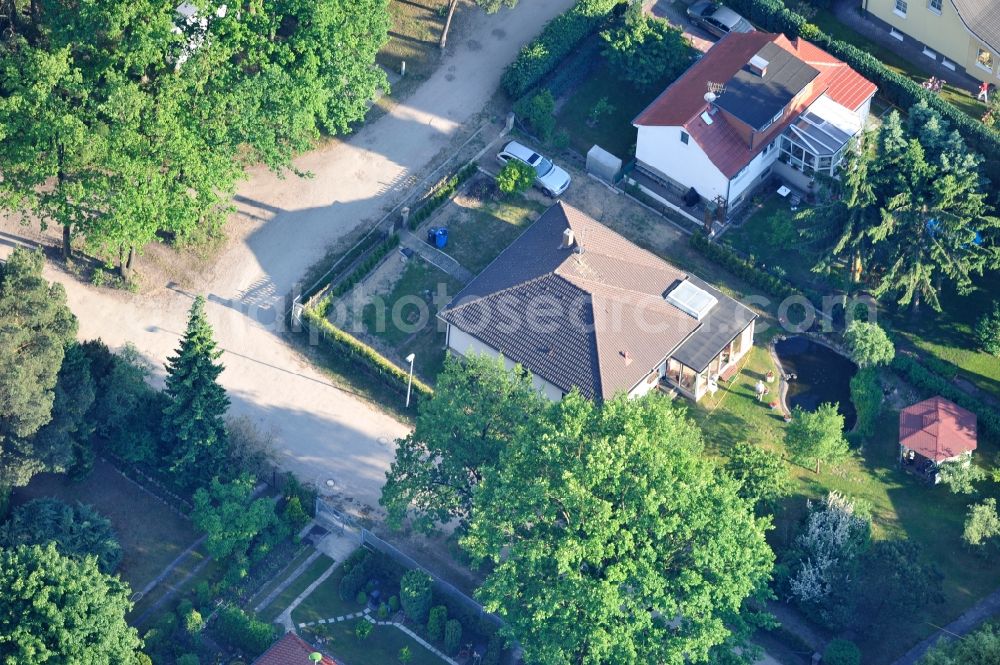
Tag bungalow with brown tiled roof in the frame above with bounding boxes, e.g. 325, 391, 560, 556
438, 202, 757, 402
631, 31, 877, 216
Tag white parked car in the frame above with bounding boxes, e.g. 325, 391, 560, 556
496, 140, 571, 197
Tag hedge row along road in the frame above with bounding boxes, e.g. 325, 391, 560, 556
0, 0, 577, 512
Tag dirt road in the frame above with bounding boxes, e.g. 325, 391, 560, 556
0, 0, 576, 511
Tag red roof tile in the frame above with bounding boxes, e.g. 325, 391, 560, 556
252, 632, 339, 665
633, 31, 775, 127
633, 33, 877, 179
899, 396, 978, 463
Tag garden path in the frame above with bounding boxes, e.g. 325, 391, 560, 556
891, 586, 1000, 665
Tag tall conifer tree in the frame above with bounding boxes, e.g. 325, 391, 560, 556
162, 296, 229, 489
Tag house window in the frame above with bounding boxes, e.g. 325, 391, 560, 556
927, 0, 941, 12
978, 48, 994, 71
894, 0, 907, 16
680, 130, 689, 145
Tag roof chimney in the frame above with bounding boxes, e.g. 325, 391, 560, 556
748, 54, 769, 77
561, 227, 575, 249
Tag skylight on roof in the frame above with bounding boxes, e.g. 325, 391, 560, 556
665, 280, 717, 320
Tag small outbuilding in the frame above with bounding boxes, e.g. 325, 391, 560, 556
899, 396, 977, 483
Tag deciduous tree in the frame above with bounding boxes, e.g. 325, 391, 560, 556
463, 394, 774, 665
162, 296, 230, 490
601, 1, 694, 90
0, 543, 142, 663
0, 247, 77, 487
785, 403, 849, 474
192, 474, 276, 561
380, 354, 546, 533
963, 498, 1000, 550
843, 321, 894, 368
725, 441, 789, 514
919, 620, 1000, 665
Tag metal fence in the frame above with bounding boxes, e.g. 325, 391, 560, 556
360, 528, 503, 632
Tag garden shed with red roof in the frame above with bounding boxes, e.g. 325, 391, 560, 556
899, 396, 978, 483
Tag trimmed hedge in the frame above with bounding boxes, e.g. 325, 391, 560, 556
302, 308, 433, 403
501, 1, 623, 98
330, 234, 400, 298
690, 232, 806, 302
722, 0, 1000, 188
891, 354, 1000, 440
409, 163, 479, 231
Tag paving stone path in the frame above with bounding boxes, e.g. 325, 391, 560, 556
299, 607, 458, 665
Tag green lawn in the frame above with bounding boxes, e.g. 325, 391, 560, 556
444, 193, 546, 274
722, 197, 845, 292
808, 8, 985, 119
11, 458, 200, 593
555, 61, 646, 159
362, 257, 463, 383
684, 340, 1000, 664
303, 620, 447, 665
291, 563, 363, 626
374, 0, 447, 107
258, 554, 335, 623
887, 270, 1000, 403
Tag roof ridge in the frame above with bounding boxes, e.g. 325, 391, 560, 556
445, 272, 574, 313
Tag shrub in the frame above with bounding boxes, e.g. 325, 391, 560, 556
214, 605, 277, 658
975, 301, 1000, 357
0, 498, 123, 574
824, 638, 861, 665
184, 608, 205, 635
484, 632, 504, 665
849, 367, 882, 438
501, 2, 621, 98
427, 605, 448, 642
444, 619, 463, 655
194, 581, 213, 608
355, 620, 373, 641
340, 550, 374, 601
400, 570, 433, 624
496, 160, 536, 196
514, 90, 556, 141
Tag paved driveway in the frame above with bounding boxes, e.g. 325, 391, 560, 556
0, 0, 576, 511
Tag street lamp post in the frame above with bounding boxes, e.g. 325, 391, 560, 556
405, 353, 416, 408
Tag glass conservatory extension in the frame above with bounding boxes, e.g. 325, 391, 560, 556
777, 95, 862, 177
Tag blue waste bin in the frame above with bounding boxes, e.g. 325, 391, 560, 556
426, 227, 448, 249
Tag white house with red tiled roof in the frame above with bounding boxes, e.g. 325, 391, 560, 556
632, 31, 877, 214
